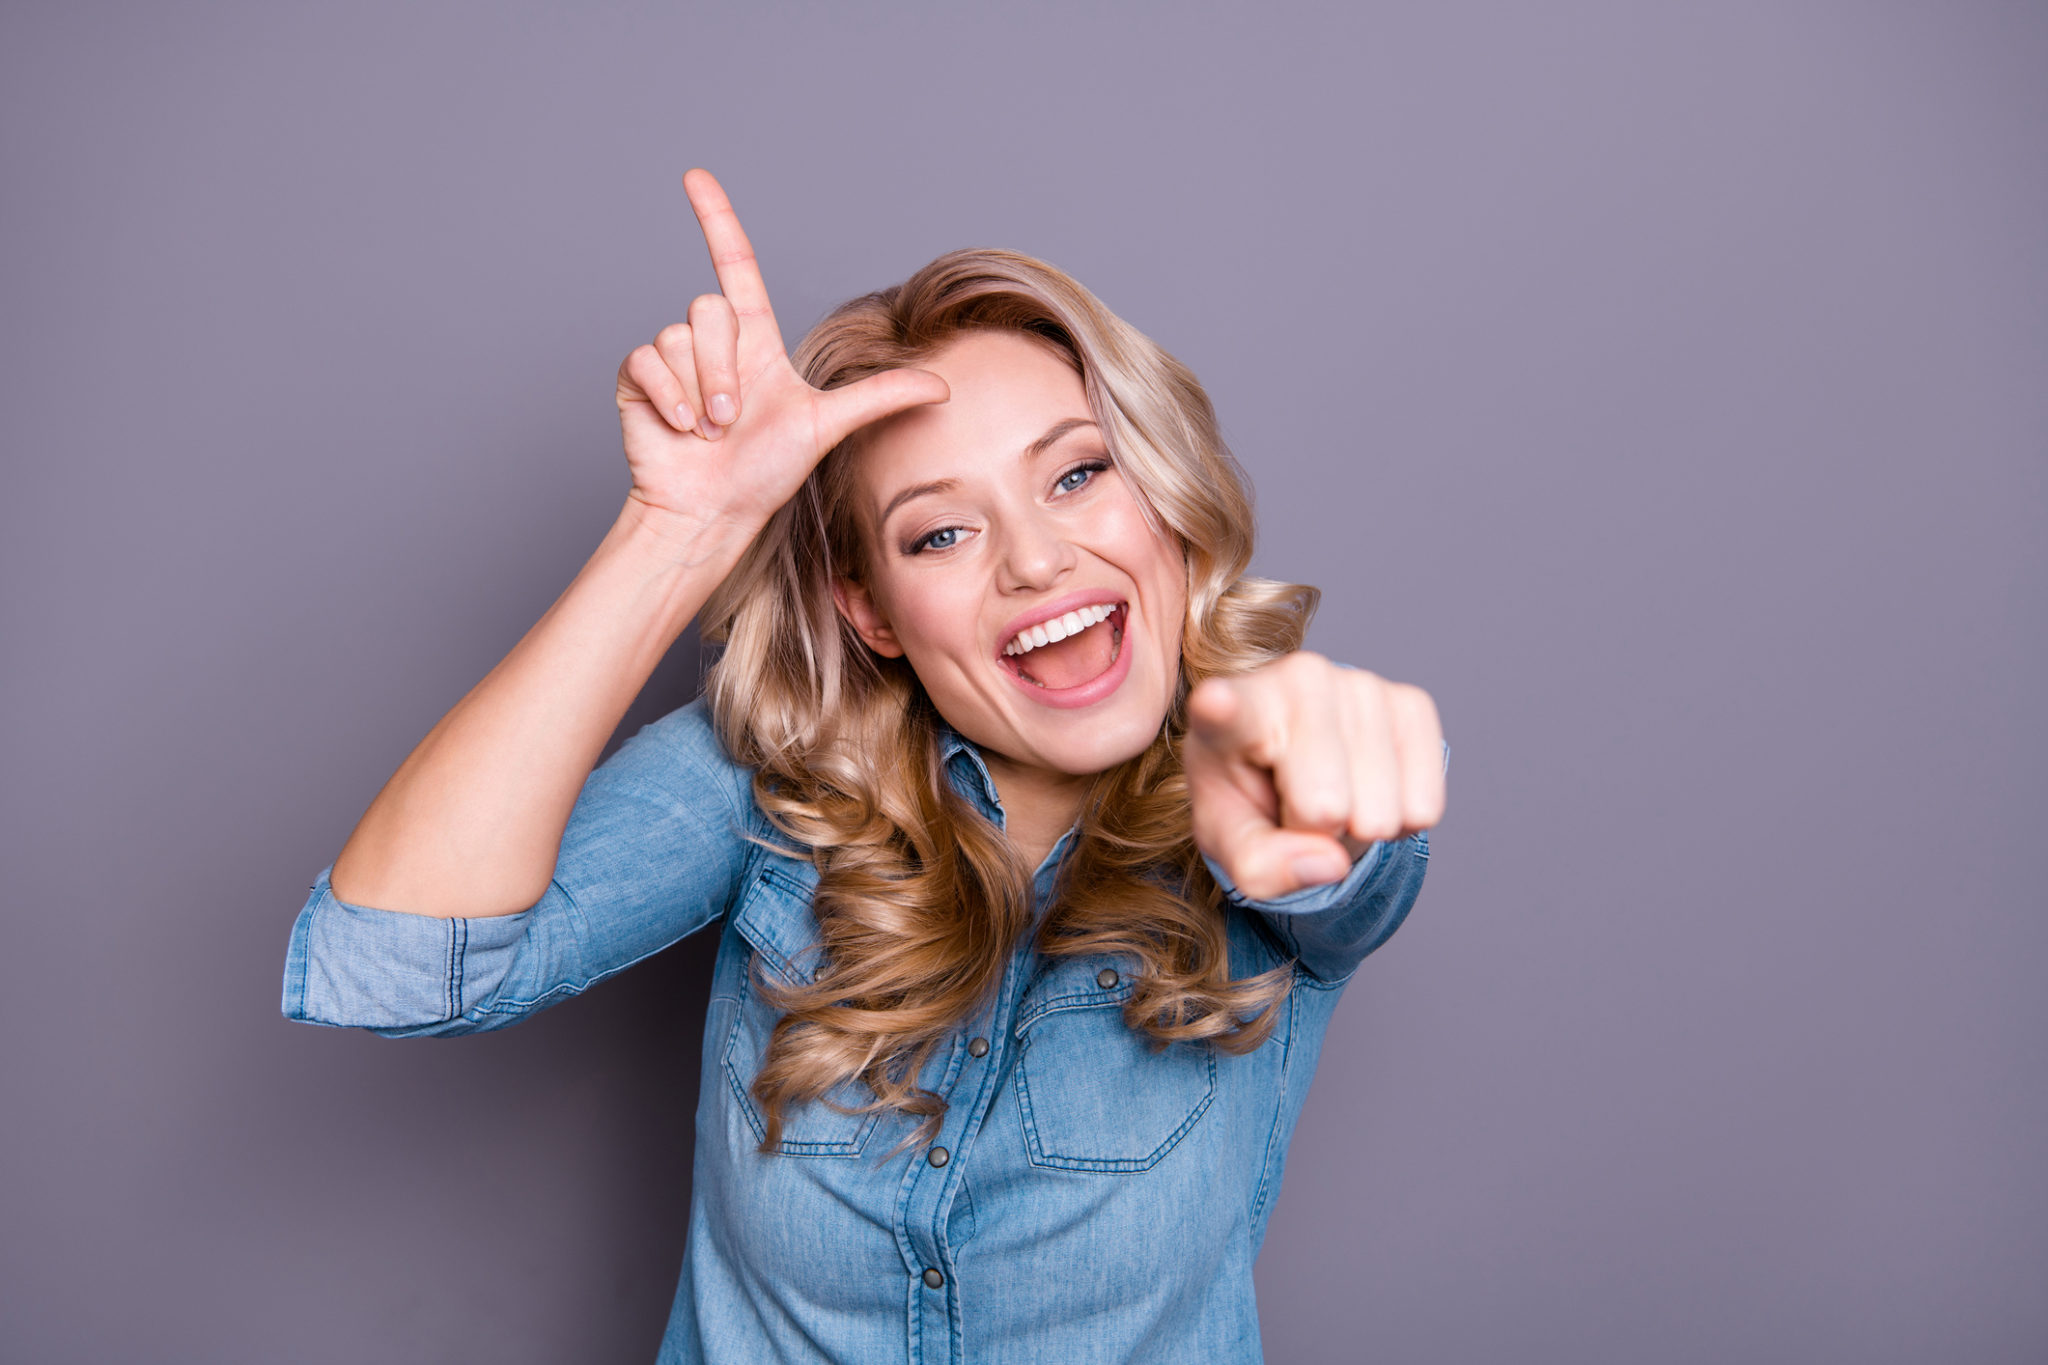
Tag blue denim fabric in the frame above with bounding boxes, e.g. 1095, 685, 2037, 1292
282, 698, 1439, 1363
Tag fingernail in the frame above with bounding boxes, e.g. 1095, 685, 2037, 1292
709, 393, 736, 425
674, 405, 697, 433
698, 419, 724, 441
1291, 854, 1348, 886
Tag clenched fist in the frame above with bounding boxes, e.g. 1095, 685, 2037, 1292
1186, 653, 1446, 902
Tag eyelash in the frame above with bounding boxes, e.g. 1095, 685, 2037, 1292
904, 459, 1110, 555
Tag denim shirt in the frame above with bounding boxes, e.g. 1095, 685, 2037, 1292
281, 698, 1438, 1364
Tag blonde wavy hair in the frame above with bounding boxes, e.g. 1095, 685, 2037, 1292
698, 248, 1319, 1152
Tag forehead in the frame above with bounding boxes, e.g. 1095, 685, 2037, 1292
852, 330, 1091, 506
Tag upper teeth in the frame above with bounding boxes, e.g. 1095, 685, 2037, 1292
1005, 603, 1118, 656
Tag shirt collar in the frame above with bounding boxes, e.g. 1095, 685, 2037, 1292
935, 720, 1006, 824
934, 720, 1085, 883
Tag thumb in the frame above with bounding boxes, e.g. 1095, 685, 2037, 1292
814, 368, 950, 447
1196, 773, 1353, 900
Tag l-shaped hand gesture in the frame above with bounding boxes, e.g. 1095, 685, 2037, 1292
1186, 653, 1446, 902
614, 169, 949, 555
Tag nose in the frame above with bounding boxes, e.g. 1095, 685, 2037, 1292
994, 506, 1076, 595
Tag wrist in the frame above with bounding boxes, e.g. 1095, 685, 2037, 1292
608, 493, 760, 575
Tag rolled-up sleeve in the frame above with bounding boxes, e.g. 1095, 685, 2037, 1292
280, 698, 761, 1039
1205, 735, 1446, 984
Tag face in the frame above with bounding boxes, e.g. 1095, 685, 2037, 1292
832, 329, 1189, 796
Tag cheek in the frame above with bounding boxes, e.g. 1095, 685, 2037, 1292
1095, 490, 1177, 569
1125, 515, 1187, 619
1093, 502, 1187, 662
876, 576, 979, 659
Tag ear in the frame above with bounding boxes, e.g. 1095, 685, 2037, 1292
831, 576, 905, 658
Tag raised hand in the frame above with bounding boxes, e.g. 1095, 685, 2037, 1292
1185, 653, 1446, 902
614, 169, 949, 556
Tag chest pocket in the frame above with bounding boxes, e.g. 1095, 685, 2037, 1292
1013, 956, 1218, 1173
722, 862, 881, 1158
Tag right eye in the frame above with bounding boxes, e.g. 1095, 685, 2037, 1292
908, 526, 962, 554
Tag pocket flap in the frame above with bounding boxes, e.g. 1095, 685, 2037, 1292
731, 861, 827, 986
1015, 952, 1139, 1035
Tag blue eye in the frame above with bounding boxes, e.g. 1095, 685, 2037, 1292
908, 526, 960, 554
1058, 460, 1109, 493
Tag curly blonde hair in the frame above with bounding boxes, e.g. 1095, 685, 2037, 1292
697, 248, 1319, 1152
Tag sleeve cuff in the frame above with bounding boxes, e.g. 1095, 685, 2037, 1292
1202, 838, 1387, 917
280, 867, 539, 1032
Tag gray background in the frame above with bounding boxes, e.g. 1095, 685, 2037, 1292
2, 1, 2042, 1361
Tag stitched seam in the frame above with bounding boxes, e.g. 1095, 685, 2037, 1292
733, 867, 820, 985
721, 955, 875, 1158
758, 862, 815, 898
452, 917, 468, 1017
1013, 984, 1133, 1034
904, 1275, 921, 1365
722, 967, 770, 1146
1250, 980, 1301, 1225
484, 930, 688, 1011
674, 712, 749, 833
1290, 834, 1420, 985
1017, 1041, 1217, 1173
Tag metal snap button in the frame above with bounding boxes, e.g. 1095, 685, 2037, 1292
967, 1036, 989, 1058
1096, 967, 1119, 989
923, 1267, 945, 1289
928, 1145, 949, 1168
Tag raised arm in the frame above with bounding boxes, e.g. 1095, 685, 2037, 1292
327, 169, 948, 918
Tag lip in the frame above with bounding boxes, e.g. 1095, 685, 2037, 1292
996, 598, 1134, 710
994, 588, 1129, 659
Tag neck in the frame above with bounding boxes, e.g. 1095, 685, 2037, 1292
980, 752, 1094, 873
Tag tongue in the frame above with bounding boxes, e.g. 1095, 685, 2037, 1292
1017, 619, 1117, 689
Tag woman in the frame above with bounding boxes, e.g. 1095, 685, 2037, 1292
282, 168, 1448, 1364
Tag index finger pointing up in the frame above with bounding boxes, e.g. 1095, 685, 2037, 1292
681, 168, 778, 330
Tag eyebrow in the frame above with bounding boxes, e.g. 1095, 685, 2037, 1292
877, 418, 1101, 529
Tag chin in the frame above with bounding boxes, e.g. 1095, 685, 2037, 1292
1039, 693, 1173, 775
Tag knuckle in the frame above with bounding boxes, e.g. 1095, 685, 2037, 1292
1409, 773, 1448, 825
1285, 774, 1347, 824
1343, 671, 1392, 699
1352, 800, 1403, 842
1280, 650, 1325, 681
626, 346, 671, 387
689, 292, 733, 325
1392, 681, 1438, 721
654, 322, 692, 353
1409, 791, 1447, 829
1350, 674, 1392, 717
1293, 800, 1345, 832
1187, 677, 1231, 716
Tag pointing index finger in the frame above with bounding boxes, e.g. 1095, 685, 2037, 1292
681, 168, 778, 329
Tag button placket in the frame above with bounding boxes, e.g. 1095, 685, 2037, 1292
898, 970, 1023, 1365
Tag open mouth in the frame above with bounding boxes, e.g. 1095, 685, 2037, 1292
1000, 601, 1126, 691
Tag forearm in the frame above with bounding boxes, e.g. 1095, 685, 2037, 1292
329, 498, 752, 918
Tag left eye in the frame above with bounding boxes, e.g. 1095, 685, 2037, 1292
1057, 461, 1107, 493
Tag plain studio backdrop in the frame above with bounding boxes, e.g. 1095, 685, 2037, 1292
2, 2, 2043, 1361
